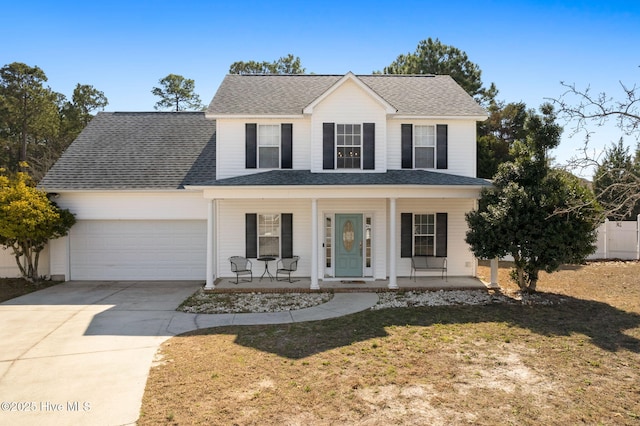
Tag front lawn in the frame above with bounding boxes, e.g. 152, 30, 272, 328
139, 261, 640, 425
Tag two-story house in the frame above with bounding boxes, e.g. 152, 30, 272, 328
39, 72, 489, 289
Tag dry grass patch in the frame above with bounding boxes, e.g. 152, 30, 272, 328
140, 261, 640, 425
0, 277, 61, 303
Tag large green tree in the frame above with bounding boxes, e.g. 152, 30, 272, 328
0, 165, 75, 281
62, 83, 108, 129
0, 63, 106, 181
152, 74, 203, 111
381, 38, 496, 104
477, 101, 528, 178
229, 54, 306, 75
593, 139, 640, 220
0, 62, 60, 170
466, 104, 602, 293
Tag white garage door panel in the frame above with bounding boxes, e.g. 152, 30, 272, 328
70, 220, 206, 280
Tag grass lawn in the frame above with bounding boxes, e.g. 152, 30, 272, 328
140, 261, 640, 425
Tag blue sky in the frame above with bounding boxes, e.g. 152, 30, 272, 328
2, 0, 639, 174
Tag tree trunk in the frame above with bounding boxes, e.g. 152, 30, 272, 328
34, 250, 40, 282
515, 266, 527, 291
21, 94, 29, 163
527, 271, 538, 293
12, 250, 27, 278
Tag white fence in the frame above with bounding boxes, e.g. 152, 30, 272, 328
588, 217, 640, 260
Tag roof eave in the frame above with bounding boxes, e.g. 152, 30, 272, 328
205, 113, 305, 120
390, 114, 489, 121
36, 188, 193, 193
185, 183, 490, 191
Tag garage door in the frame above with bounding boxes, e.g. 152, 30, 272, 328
69, 220, 206, 280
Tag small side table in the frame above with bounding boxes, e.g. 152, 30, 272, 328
257, 256, 276, 281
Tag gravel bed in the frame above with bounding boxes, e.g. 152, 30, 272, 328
178, 290, 334, 314
178, 288, 563, 314
372, 289, 562, 310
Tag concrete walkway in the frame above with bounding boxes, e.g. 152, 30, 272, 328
0, 281, 379, 426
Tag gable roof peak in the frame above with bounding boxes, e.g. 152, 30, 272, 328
303, 72, 397, 114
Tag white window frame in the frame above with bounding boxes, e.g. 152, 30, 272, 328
364, 215, 373, 276
413, 213, 435, 256
336, 123, 362, 169
258, 213, 280, 257
258, 124, 280, 169
414, 125, 435, 169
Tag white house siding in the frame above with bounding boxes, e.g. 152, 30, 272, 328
310, 79, 388, 173
47, 192, 209, 280
215, 196, 477, 281
54, 191, 208, 220
395, 199, 477, 277
216, 198, 389, 280
215, 118, 311, 180
386, 119, 478, 177
216, 199, 312, 278
0, 245, 50, 278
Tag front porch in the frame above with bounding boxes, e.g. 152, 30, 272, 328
207, 276, 491, 293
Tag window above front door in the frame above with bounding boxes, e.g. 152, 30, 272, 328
336, 124, 361, 169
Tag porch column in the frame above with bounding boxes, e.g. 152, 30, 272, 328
388, 197, 398, 289
310, 198, 320, 290
204, 199, 216, 290
489, 257, 499, 289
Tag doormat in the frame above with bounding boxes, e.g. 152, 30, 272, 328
341, 280, 366, 284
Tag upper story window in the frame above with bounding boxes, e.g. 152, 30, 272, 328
323, 122, 374, 170
258, 125, 280, 168
336, 124, 361, 169
414, 125, 435, 169
246, 123, 292, 170
401, 123, 447, 171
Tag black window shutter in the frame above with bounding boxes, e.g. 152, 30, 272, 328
281, 213, 293, 258
436, 213, 448, 257
401, 213, 413, 258
401, 124, 413, 169
323, 122, 335, 170
281, 124, 293, 169
436, 124, 448, 169
363, 123, 375, 170
245, 213, 257, 258
245, 123, 257, 169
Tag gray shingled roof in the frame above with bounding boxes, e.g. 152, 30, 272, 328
198, 169, 491, 187
206, 74, 487, 117
38, 112, 217, 191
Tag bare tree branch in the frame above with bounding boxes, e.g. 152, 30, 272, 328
549, 75, 640, 220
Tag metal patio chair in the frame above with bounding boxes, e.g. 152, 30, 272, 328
229, 256, 253, 284
276, 256, 300, 283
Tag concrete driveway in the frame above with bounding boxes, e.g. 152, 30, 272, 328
0, 281, 378, 426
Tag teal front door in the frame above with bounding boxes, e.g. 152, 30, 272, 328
335, 214, 363, 277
